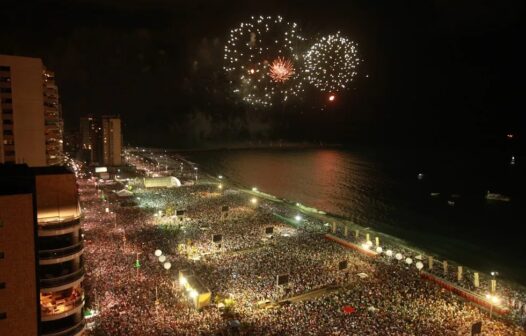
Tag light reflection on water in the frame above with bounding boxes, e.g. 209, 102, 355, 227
187, 148, 526, 284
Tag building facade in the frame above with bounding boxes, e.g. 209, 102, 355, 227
79, 116, 102, 165
0, 55, 64, 166
101, 116, 121, 166
79, 115, 121, 166
0, 165, 85, 336
43, 70, 64, 166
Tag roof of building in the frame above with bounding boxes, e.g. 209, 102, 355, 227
0, 164, 34, 195
0, 164, 74, 195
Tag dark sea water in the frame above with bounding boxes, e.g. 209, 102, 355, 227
187, 147, 526, 285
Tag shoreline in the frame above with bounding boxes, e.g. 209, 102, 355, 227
173, 152, 526, 296
133, 142, 344, 153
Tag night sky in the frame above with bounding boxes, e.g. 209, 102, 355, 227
1, 0, 524, 149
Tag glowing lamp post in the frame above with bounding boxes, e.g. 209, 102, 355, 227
163, 262, 171, 270
486, 294, 500, 318
154, 249, 162, 257
405, 258, 413, 265
250, 197, 258, 205
189, 289, 198, 299
159, 255, 166, 263
328, 94, 335, 102
385, 250, 393, 257
180, 276, 187, 286
416, 262, 424, 271
395, 253, 403, 261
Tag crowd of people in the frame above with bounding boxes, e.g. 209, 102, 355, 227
327, 210, 526, 328
79, 151, 526, 335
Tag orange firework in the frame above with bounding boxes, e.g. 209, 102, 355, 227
269, 57, 295, 83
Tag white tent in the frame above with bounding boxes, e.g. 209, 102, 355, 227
143, 176, 182, 188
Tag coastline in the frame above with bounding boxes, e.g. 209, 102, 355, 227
138, 142, 343, 153
175, 152, 526, 297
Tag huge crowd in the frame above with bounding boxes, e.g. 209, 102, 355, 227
79, 152, 526, 335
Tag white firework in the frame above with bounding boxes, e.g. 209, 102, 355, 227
304, 32, 361, 93
224, 15, 306, 106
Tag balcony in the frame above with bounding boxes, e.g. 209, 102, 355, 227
41, 288, 84, 321
40, 242, 84, 265
42, 318, 85, 336
40, 266, 85, 290
39, 217, 81, 236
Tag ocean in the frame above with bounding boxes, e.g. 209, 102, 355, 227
187, 147, 526, 285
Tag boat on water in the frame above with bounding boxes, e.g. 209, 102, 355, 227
430, 192, 440, 197
485, 191, 511, 202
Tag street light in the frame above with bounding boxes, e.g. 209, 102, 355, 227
154, 249, 162, 257
486, 294, 500, 318
159, 255, 166, 263
163, 262, 171, 270
250, 197, 258, 205
189, 289, 198, 299
180, 276, 187, 286
294, 215, 302, 221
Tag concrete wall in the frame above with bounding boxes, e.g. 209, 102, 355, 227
35, 173, 80, 223
0, 194, 39, 336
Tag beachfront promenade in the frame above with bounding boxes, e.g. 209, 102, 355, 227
79, 149, 526, 335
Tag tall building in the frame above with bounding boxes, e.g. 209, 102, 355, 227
43, 70, 64, 166
63, 130, 81, 157
79, 116, 102, 164
0, 165, 85, 336
0, 55, 64, 166
101, 116, 122, 166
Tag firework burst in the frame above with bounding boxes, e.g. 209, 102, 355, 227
224, 16, 306, 106
304, 32, 361, 93
269, 57, 295, 82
